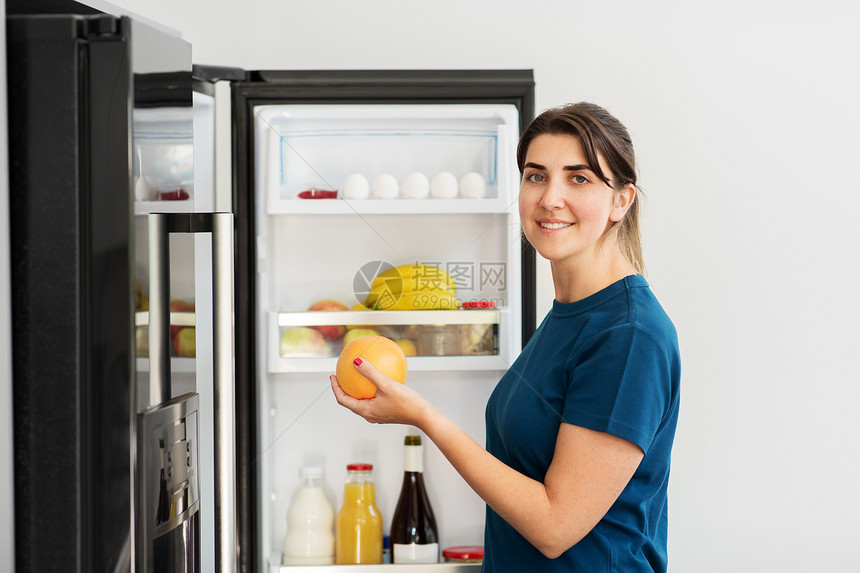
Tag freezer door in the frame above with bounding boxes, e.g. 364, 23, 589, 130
7, 12, 134, 572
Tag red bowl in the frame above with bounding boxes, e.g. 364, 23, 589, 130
160, 189, 190, 201
298, 189, 337, 199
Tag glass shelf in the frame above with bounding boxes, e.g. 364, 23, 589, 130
266, 196, 513, 216
277, 309, 499, 327
268, 554, 480, 572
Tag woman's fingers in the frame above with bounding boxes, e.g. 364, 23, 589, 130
352, 357, 394, 389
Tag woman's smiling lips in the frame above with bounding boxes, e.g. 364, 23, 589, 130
537, 219, 573, 232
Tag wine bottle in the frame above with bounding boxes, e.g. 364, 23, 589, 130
390, 435, 439, 563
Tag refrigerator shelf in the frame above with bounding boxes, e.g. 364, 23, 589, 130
269, 560, 480, 572
276, 309, 500, 327
271, 354, 509, 374
266, 197, 514, 216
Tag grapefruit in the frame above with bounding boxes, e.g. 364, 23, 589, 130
336, 335, 407, 399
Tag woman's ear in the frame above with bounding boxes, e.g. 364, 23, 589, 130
609, 184, 636, 222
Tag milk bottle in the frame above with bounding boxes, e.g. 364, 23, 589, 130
282, 466, 335, 565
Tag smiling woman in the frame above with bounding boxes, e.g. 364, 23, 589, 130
331, 102, 680, 573
517, 102, 644, 280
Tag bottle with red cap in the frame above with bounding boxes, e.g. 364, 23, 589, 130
335, 463, 383, 564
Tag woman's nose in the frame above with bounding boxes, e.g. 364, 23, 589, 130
539, 180, 564, 210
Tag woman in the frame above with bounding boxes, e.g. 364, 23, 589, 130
331, 102, 681, 572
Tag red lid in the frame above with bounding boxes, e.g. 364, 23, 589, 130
298, 188, 337, 199
461, 300, 496, 309
346, 463, 373, 471
442, 545, 484, 560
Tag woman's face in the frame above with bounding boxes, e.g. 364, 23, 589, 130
518, 133, 631, 268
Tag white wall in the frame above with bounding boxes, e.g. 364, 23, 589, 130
102, 1, 860, 570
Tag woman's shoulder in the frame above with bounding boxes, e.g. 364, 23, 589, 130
623, 276, 678, 345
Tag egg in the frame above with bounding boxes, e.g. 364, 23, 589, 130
400, 172, 430, 199
371, 173, 400, 199
342, 173, 370, 199
429, 171, 458, 199
459, 172, 487, 198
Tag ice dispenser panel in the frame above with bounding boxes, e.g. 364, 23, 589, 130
137, 393, 200, 573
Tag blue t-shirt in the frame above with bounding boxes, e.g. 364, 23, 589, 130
483, 275, 680, 572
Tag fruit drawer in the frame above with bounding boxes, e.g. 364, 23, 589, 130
268, 310, 510, 373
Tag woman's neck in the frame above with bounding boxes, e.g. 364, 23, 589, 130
550, 248, 636, 304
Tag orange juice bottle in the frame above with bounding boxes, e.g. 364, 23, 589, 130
336, 463, 383, 564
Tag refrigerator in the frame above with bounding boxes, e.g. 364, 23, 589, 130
7, 2, 236, 572
215, 69, 536, 572
6, 2, 535, 568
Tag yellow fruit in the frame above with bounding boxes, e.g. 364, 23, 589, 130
336, 335, 407, 399
346, 305, 379, 331
371, 264, 457, 292
376, 290, 460, 311
364, 278, 455, 307
394, 338, 417, 357
343, 328, 380, 348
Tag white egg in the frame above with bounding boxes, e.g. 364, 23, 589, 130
429, 171, 458, 199
371, 173, 399, 199
342, 173, 370, 199
400, 172, 430, 199
459, 172, 487, 198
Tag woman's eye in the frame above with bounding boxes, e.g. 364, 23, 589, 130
572, 174, 589, 184
525, 173, 545, 183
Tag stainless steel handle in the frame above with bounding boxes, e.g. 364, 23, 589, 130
148, 212, 237, 573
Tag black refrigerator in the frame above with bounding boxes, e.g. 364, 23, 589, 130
7, 1, 236, 572
8, 2, 536, 569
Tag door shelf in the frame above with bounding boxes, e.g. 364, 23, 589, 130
135, 357, 196, 373
135, 310, 196, 327
266, 196, 514, 216
134, 199, 194, 216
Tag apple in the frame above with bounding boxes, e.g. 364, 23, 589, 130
395, 338, 417, 357
173, 327, 196, 358
307, 299, 349, 341
342, 328, 380, 349
170, 299, 195, 339
280, 327, 328, 356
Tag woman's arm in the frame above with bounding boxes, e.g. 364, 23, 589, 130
330, 359, 644, 558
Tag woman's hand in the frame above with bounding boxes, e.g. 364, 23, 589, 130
330, 357, 433, 428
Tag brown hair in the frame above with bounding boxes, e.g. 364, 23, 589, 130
517, 102, 644, 275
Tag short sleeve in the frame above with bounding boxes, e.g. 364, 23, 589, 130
562, 323, 673, 452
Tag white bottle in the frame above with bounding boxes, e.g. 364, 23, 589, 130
282, 466, 335, 565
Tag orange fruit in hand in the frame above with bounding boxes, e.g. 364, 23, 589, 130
336, 335, 407, 399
